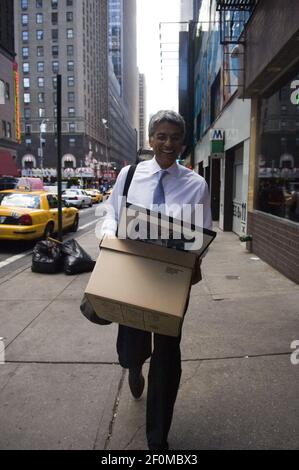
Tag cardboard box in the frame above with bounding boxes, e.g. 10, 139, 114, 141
85, 237, 197, 337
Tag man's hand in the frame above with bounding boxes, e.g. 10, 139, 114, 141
191, 257, 202, 285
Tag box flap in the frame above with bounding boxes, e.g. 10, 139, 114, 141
101, 236, 196, 269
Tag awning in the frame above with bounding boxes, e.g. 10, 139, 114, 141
0, 150, 19, 177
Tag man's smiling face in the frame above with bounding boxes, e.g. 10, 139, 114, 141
149, 121, 184, 169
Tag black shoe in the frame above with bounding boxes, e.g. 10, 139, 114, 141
128, 367, 145, 400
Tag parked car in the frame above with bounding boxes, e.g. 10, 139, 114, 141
0, 176, 18, 191
0, 190, 79, 240
85, 189, 103, 204
61, 189, 92, 208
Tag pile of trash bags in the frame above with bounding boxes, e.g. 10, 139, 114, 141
31, 238, 96, 275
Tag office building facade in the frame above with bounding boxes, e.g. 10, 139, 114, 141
14, 0, 109, 182
0, 0, 19, 176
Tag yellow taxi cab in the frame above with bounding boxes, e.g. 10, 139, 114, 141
0, 189, 79, 241
85, 189, 103, 204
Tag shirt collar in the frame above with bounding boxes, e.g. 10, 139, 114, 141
149, 156, 180, 177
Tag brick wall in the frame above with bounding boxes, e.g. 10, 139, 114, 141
247, 211, 299, 284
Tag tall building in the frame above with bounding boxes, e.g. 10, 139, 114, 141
0, 0, 19, 177
108, 58, 137, 171
138, 73, 147, 150
107, 0, 138, 169
14, 0, 109, 182
108, 0, 138, 130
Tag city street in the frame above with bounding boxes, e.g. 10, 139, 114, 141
0, 226, 298, 451
0, 205, 98, 279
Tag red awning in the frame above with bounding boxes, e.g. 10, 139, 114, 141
0, 150, 19, 177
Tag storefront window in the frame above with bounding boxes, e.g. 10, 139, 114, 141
256, 74, 299, 223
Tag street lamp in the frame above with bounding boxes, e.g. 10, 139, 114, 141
101, 118, 109, 168
39, 118, 49, 181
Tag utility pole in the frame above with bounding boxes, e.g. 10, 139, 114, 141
57, 74, 63, 242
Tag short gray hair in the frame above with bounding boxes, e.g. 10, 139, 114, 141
148, 110, 186, 138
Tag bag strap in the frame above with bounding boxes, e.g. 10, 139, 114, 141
123, 164, 137, 198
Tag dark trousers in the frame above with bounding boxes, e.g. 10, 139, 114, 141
117, 325, 182, 449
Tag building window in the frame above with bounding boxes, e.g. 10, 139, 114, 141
36, 0, 43, 7
23, 78, 30, 89
37, 77, 44, 87
24, 108, 31, 119
67, 60, 74, 71
21, 0, 29, 10
25, 124, 31, 135
24, 93, 30, 103
68, 92, 75, 102
66, 29, 74, 39
37, 61, 44, 72
2, 120, 6, 137
66, 12, 73, 22
36, 13, 43, 24
69, 122, 75, 132
53, 107, 57, 117
52, 12, 58, 24
5, 83, 10, 100
21, 14, 28, 26
22, 47, 29, 58
51, 0, 58, 8
67, 45, 73, 56
52, 45, 59, 57
69, 137, 76, 147
25, 138, 31, 147
37, 46, 44, 57
6, 122, 11, 139
53, 92, 57, 104
52, 61, 59, 73
67, 76, 74, 87
38, 92, 44, 103
52, 77, 57, 89
256, 73, 299, 223
23, 62, 29, 73
66, 0, 73, 5
52, 29, 58, 41
36, 30, 44, 40
22, 31, 29, 42
68, 107, 75, 117
39, 108, 45, 117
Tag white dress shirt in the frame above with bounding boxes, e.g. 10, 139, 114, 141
99, 157, 212, 237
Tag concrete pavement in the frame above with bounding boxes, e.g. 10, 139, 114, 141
0, 227, 298, 450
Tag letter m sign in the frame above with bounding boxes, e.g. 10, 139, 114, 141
210, 129, 224, 153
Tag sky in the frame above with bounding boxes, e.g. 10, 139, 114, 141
137, 0, 181, 124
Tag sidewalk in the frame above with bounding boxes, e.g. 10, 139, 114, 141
0, 227, 298, 450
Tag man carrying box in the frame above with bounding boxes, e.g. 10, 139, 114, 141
98, 110, 212, 450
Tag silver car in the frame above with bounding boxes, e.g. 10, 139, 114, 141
61, 189, 92, 208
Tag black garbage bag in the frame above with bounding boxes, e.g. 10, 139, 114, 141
61, 238, 96, 275
31, 239, 63, 274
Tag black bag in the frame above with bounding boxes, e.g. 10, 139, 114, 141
62, 239, 96, 275
31, 239, 63, 274
80, 294, 112, 325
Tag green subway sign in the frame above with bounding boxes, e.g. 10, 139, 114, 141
210, 129, 224, 153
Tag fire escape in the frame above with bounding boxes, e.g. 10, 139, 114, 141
216, 0, 258, 97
